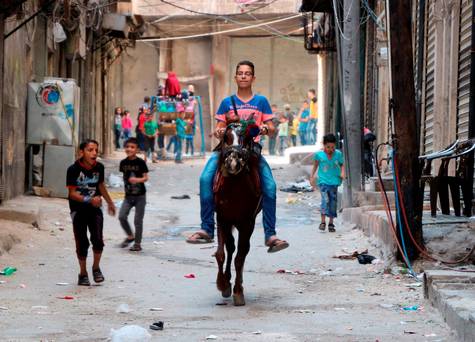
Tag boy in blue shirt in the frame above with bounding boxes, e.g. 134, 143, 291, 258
298, 101, 310, 145
309, 133, 345, 232
186, 60, 289, 252
175, 111, 187, 163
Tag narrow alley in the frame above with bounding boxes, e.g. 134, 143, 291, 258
0, 157, 455, 341
1, 0, 475, 341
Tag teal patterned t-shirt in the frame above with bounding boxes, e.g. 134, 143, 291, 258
314, 149, 344, 186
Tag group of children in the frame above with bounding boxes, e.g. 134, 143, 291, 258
67, 131, 344, 286
265, 89, 319, 156
136, 97, 194, 163
67, 138, 149, 285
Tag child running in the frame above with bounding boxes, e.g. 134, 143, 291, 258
118, 137, 149, 252
67, 139, 116, 286
309, 133, 345, 232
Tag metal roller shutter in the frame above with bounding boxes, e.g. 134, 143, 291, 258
456, 0, 472, 141
423, 0, 436, 154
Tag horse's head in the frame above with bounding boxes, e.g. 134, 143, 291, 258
220, 120, 260, 176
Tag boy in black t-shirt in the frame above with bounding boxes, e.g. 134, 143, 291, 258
118, 137, 149, 251
67, 139, 116, 286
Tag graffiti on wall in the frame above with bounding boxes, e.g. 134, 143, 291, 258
279, 83, 307, 104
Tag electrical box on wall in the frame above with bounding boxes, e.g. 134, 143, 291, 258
27, 78, 80, 146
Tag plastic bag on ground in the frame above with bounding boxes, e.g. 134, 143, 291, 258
280, 179, 314, 193
108, 173, 124, 188
110, 325, 151, 342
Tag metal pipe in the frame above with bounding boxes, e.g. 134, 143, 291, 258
332, 0, 353, 207
465, 0, 475, 215
415, 0, 426, 149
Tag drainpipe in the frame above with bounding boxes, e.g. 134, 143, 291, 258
466, 0, 475, 214
415, 0, 425, 149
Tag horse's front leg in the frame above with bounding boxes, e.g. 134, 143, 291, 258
233, 224, 253, 306
222, 231, 235, 298
215, 224, 227, 294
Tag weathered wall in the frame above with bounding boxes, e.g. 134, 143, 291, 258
117, 42, 160, 122
133, 0, 300, 16
168, 38, 213, 152
2, 16, 29, 200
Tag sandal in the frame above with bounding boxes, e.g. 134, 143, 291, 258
186, 231, 213, 244
328, 223, 336, 233
92, 268, 105, 283
150, 321, 164, 331
129, 244, 142, 252
266, 237, 289, 253
319, 223, 326, 231
120, 237, 135, 248
78, 273, 90, 286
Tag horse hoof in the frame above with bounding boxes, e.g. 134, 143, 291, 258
233, 294, 245, 306
222, 284, 232, 298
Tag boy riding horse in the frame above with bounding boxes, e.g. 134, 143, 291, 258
187, 60, 289, 253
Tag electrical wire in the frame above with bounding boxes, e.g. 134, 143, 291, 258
392, 154, 475, 264
375, 143, 475, 267
147, 4, 303, 43
244, 11, 302, 42
152, 14, 301, 42
391, 151, 417, 276
383, 0, 474, 266
331, 0, 349, 41
137, 13, 302, 42
374, 143, 418, 278
138, 0, 281, 16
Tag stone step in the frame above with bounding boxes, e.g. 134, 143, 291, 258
424, 270, 475, 342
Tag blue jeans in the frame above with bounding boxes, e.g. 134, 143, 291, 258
200, 152, 277, 241
185, 137, 194, 155
122, 129, 131, 144
291, 135, 297, 147
175, 137, 183, 161
320, 184, 338, 218
268, 137, 277, 155
114, 127, 121, 149
167, 136, 177, 153
308, 119, 317, 145
279, 136, 287, 155
299, 130, 307, 145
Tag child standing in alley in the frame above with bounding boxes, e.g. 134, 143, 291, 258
121, 110, 133, 144
175, 111, 187, 163
278, 112, 289, 156
118, 137, 149, 252
143, 111, 158, 163
309, 133, 345, 232
67, 139, 116, 286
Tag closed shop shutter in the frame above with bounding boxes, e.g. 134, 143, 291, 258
456, 0, 472, 141
423, 0, 436, 154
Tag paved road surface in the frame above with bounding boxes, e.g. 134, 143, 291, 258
0, 154, 455, 341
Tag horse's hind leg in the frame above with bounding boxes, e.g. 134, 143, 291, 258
222, 232, 235, 298
233, 227, 253, 306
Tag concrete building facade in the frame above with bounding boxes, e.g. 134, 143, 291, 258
129, 0, 318, 150
0, 0, 142, 201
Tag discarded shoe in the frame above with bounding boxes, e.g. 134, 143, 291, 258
150, 321, 164, 330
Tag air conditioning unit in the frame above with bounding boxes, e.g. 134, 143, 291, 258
27, 78, 80, 146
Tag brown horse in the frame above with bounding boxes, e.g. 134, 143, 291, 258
214, 119, 262, 306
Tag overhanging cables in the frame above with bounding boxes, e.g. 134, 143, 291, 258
140, 0, 281, 16
137, 14, 303, 42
